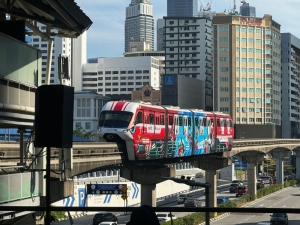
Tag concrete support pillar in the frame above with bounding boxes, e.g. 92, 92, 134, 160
121, 166, 176, 207
294, 149, 300, 179
270, 149, 290, 186
205, 170, 217, 216
140, 184, 156, 206
247, 163, 257, 196
275, 158, 284, 184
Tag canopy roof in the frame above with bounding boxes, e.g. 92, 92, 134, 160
0, 0, 92, 37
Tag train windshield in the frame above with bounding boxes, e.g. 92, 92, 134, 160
99, 111, 133, 128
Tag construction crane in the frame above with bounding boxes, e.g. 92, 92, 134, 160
199, 0, 212, 12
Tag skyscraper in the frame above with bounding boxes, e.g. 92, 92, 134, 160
213, 14, 281, 125
167, 0, 198, 17
125, 0, 154, 53
240, 1, 256, 17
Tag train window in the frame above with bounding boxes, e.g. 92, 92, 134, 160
150, 114, 154, 124
136, 112, 142, 124
160, 115, 164, 125
217, 119, 220, 127
188, 117, 191, 126
155, 116, 159, 125
179, 116, 183, 126
195, 117, 198, 126
169, 116, 173, 125
203, 117, 207, 126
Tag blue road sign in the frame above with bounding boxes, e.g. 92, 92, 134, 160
87, 184, 127, 195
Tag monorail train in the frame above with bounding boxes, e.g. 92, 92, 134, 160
98, 101, 234, 161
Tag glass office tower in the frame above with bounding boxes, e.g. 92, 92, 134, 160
167, 0, 198, 17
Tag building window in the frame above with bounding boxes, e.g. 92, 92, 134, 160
105, 71, 111, 74
75, 122, 81, 129
85, 122, 91, 130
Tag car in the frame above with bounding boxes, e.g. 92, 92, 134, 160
99, 222, 118, 225
177, 193, 192, 204
258, 176, 273, 185
184, 197, 203, 207
92, 212, 118, 225
217, 196, 230, 204
270, 212, 288, 225
229, 183, 240, 193
235, 185, 248, 197
232, 180, 243, 186
156, 212, 177, 223
257, 178, 265, 189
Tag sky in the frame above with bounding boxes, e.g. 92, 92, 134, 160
76, 0, 300, 59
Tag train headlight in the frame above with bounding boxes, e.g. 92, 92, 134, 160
98, 128, 102, 132
122, 130, 127, 133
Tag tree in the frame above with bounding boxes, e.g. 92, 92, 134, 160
73, 127, 97, 140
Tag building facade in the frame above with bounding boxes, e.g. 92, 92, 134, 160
131, 84, 161, 105
281, 33, 300, 138
74, 91, 110, 135
29, 23, 87, 87
212, 14, 281, 125
157, 19, 165, 51
161, 74, 205, 109
164, 16, 213, 110
125, 0, 154, 53
124, 40, 165, 88
82, 57, 160, 100
240, 2, 256, 17
167, 0, 198, 17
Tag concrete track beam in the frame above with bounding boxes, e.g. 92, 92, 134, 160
294, 149, 300, 179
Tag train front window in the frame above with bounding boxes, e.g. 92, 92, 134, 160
99, 111, 133, 128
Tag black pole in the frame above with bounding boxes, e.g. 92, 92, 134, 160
45, 146, 51, 225
205, 183, 210, 225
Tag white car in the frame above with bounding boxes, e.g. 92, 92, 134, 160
156, 212, 177, 223
231, 180, 243, 186
99, 222, 118, 225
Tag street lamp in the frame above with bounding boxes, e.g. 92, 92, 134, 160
160, 177, 211, 225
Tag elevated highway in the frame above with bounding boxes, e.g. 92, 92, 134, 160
1, 138, 300, 210
1, 139, 300, 178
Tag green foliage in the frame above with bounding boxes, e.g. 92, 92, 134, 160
73, 126, 97, 140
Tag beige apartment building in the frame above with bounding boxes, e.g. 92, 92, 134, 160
213, 14, 281, 125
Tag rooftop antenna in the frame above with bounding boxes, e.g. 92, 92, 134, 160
233, 0, 236, 14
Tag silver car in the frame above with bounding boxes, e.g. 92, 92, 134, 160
184, 198, 203, 207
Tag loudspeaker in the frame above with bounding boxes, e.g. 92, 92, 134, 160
34, 85, 74, 148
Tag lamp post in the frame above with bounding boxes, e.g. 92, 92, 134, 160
160, 177, 211, 225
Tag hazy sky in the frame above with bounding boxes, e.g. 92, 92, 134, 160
76, 0, 300, 59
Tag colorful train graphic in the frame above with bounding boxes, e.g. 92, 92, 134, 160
98, 101, 234, 161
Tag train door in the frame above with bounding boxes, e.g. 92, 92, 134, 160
149, 111, 154, 135
226, 118, 231, 135
220, 118, 224, 135
154, 113, 160, 135
183, 116, 188, 136
174, 115, 179, 136
199, 116, 204, 135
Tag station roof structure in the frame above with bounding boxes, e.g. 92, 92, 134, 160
0, 0, 93, 37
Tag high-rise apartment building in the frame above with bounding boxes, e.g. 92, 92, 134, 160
125, 0, 154, 53
164, 16, 213, 110
281, 33, 300, 138
167, 0, 198, 17
29, 23, 87, 86
240, 1, 256, 17
213, 14, 281, 125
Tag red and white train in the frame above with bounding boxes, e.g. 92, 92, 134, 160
98, 101, 234, 161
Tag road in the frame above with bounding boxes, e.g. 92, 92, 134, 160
53, 185, 300, 225
52, 180, 236, 225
